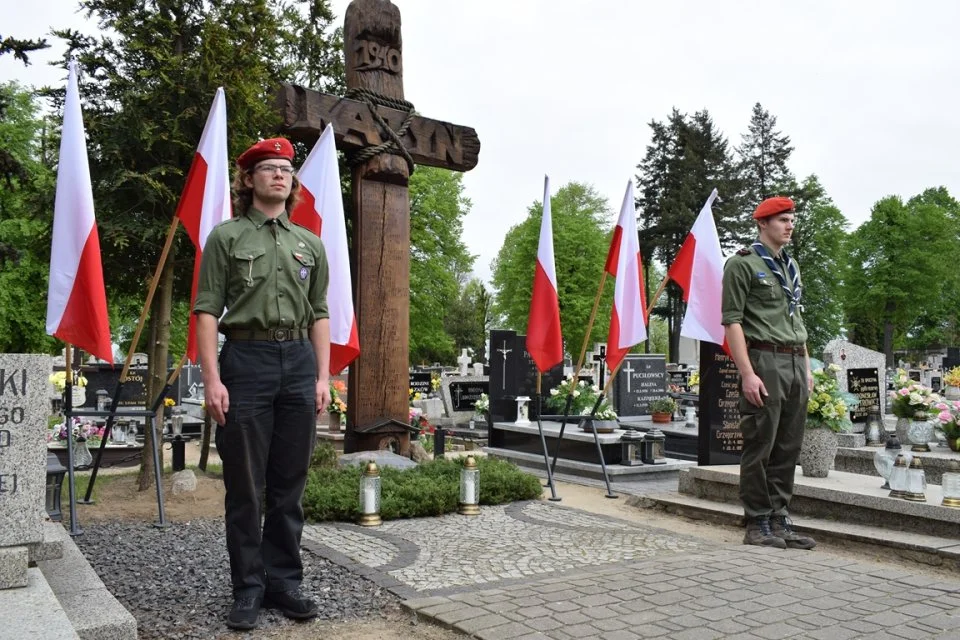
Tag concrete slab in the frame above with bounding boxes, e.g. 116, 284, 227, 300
28, 520, 66, 564
485, 447, 694, 479
0, 568, 78, 640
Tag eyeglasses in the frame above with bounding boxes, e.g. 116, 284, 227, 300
252, 163, 295, 176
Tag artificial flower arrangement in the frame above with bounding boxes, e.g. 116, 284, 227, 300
933, 400, 960, 444
49, 371, 88, 393
473, 393, 489, 414
592, 402, 618, 421
944, 366, 960, 388
430, 373, 441, 392
163, 397, 176, 408
888, 368, 940, 419
688, 369, 700, 388
328, 380, 347, 415
47, 418, 104, 446
806, 362, 856, 432
409, 388, 424, 403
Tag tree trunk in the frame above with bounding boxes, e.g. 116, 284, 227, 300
883, 300, 896, 368
138, 255, 174, 491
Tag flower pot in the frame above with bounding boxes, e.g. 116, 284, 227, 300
328, 412, 342, 433
800, 427, 838, 478
945, 385, 960, 401
948, 436, 960, 452
651, 412, 672, 424
580, 419, 618, 434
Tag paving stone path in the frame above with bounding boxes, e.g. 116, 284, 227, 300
302, 501, 960, 639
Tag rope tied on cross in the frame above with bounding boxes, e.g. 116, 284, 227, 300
344, 87, 416, 173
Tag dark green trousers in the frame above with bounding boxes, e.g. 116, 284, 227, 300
738, 349, 809, 519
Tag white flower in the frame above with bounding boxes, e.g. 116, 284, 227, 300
909, 392, 924, 405
827, 363, 841, 372
572, 390, 580, 398
550, 389, 559, 396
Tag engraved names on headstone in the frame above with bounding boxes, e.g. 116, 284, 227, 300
847, 368, 880, 423
613, 354, 667, 417
698, 343, 743, 465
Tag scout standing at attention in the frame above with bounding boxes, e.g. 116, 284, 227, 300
721, 196, 816, 551
194, 137, 331, 630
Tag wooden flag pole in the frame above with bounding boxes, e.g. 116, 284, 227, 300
646, 274, 669, 318
534, 372, 561, 501
120, 216, 181, 383
573, 271, 609, 383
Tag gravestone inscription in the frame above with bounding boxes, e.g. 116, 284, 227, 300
847, 367, 880, 423
0, 354, 50, 589
448, 380, 489, 412
409, 372, 432, 398
698, 343, 743, 465
613, 354, 667, 417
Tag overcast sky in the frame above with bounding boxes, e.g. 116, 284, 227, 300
5, 1, 959, 283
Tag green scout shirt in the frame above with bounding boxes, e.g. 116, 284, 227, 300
721, 241, 807, 347
193, 207, 329, 331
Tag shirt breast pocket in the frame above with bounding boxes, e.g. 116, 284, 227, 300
749, 279, 779, 302
290, 250, 315, 286
232, 247, 267, 288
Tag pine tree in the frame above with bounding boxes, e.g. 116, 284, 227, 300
736, 102, 795, 206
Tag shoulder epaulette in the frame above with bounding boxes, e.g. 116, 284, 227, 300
736, 247, 752, 256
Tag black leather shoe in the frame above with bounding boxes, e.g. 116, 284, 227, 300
226, 595, 261, 630
264, 589, 318, 619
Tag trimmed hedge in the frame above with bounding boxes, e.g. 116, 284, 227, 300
302, 455, 543, 522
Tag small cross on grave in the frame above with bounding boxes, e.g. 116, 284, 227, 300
276, 0, 480, 454
622, 360, 635, 393
497, 340, 513, 389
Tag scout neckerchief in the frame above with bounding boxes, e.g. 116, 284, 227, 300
752, 241, 802, 315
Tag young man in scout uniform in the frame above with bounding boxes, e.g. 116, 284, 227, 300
194, 137, 331, 630
721, 196, 816, 550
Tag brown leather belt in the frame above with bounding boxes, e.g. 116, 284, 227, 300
749, 342, 805, 356
223, 328, 308, 342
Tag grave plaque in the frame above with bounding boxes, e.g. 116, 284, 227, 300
847, 367, 880, 423
58, 364, 147, 409
613, 354, 667, 417
448, 380, 489, 412
409, 372, 432, 397
698, 343, 743, 465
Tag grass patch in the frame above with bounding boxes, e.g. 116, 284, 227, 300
303, 456, 542, 523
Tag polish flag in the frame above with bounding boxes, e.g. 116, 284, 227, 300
526, 176, 563, 372
605, 179, 648, 373
176, 88, 231, 363
45, 61, 113, 362
667, 189, 726, 346
290, 123, 359, 375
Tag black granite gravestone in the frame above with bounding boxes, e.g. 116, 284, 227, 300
67, 364, 148, 409
488, 329, 563, 447
613, 354, 667, 417
697, 343, 743, 465
409, 372, 431, 398
847, 367, 880, 423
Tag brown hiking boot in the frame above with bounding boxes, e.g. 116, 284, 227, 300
771, 515, 817, 550
743, 517, 787, 548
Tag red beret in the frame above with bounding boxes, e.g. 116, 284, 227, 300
753, 196, 795, 220
237, 137, 294, 171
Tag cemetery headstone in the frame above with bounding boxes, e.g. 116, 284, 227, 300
409, 372, 432, 398
0, 354, 51, 589
822, 339, 888, 422
472, 362, 484, 377
441, 377, 489, 424
613, 354, 667, 417
698, 343, 743, 465
847, 368, 881, 423
457, 349, 471, 376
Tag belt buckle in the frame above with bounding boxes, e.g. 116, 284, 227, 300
273, 328, 288, 342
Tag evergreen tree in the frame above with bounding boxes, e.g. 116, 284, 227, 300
736, 102, 795, 205
635, 108, 739, 361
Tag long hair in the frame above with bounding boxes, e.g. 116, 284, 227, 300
231, 168, 302, 214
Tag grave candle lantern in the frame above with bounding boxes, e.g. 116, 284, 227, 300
903, 456, 927, 502
458, 456, 481, 515
940, 461, 960, 508
888, 452, 911, 499
358, 461, 382, 527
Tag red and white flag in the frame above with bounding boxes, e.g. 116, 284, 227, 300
290, 123, 359, 375
667, 189, 725, 346
176, 87, 231, 363
605, 179, 648, 373
526, 176, 563, 373
45, 61, 113, 362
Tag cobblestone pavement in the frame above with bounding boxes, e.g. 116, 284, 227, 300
303, 501, 960, 639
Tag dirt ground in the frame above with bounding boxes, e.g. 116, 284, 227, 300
66, 444, 960, 639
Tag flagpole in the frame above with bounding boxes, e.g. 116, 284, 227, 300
549, 270, 608, 477
646, 274, 669, 318
63, 344, 83, 536
534, 373, 561, 501
585, 358, 624, 500
81, 217, 181, 501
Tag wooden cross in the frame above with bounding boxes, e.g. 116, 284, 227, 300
591, 344, 607, 387
276, 0, 480, 453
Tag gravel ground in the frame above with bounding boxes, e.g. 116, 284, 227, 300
73, 518, 399, 640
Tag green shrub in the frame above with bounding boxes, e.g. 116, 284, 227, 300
309, 441, 339, 470
302, 456, 543, 522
